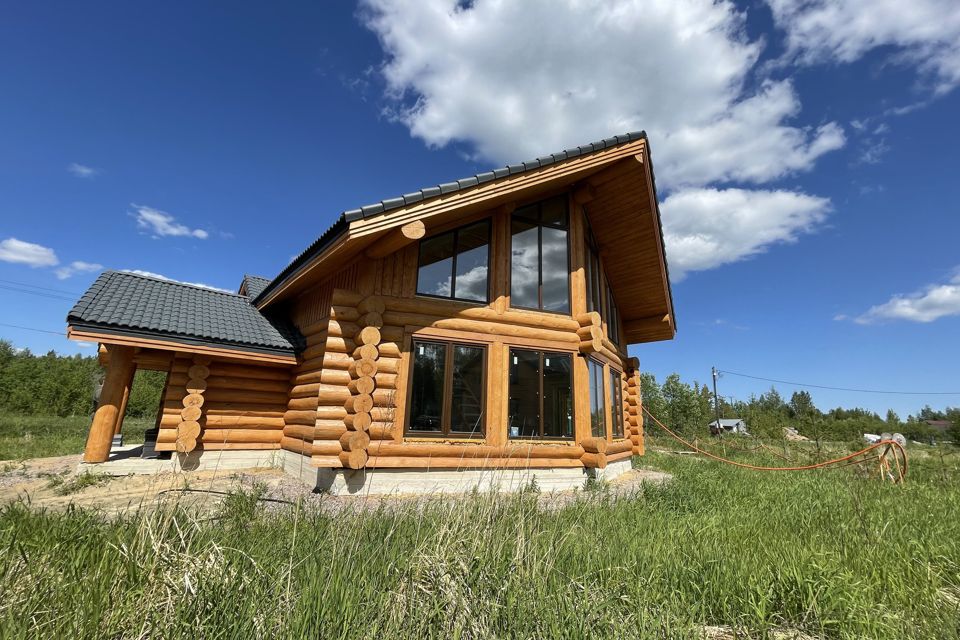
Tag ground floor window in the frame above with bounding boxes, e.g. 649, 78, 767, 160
408, 339, 486, 437
610, 368, 625, 439
588, 358, 606, 438
508, 349, 573, 439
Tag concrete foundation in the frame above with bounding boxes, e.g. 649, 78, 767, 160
79, 446, 635, 495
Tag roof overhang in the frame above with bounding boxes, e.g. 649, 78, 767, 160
67, 324, 298, 366
255, 134, 675, 344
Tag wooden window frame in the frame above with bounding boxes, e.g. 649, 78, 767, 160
509, 196, 571, 314
405, 338, 487, 438
609, 367, 625, 439
507, 347, 575, 441
416, 219, 493, 304
584, 212, 621, 347
587, 357, 607, 439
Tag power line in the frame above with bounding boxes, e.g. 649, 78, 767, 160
0, 284, 77, 302
0, 322, 67, 337
718, 369, 960, 396
0, 278, 81, 296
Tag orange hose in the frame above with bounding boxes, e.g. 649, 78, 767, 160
643, 407, 908, 481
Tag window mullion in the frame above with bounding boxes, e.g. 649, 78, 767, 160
450, 230, 459, 300
539, 352, 544, 437
441, 344, 454, 435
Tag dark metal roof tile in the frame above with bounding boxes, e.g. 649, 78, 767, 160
439, 181, 460, 194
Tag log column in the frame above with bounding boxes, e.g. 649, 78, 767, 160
113, 363, 137, 438
176, 357, 210, 453
83, 344, 135, 463
341, 296, 385, 469
625, 357, 643, 455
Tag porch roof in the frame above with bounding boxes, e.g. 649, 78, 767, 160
67, 270, 302, 358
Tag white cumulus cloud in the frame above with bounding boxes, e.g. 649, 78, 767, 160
359, 0, 846, 280
67, 162, 99, 178
854, 270, 960, 324
660, 188, 831, 280
766, 0, 960, 96
0, 238, 59, 268
121, 269, 231, 293
54, 260, 104, 280
360, 0, 844, 190
131, 204, 209, 239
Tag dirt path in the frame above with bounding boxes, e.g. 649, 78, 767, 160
0, 454, 671, 515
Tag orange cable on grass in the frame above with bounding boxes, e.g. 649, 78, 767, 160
642, 406, 907, 483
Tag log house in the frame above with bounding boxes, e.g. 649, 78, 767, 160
67, 131, 675, 487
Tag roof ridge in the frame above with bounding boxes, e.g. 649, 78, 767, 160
342, 131, 646, 222
111, 269, 244, 298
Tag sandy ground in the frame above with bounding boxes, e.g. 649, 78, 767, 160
0, 453, 672, 515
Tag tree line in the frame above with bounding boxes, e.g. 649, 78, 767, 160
2, 338, 958, 443
641, 372, 960, 444
0, 340, 164, 418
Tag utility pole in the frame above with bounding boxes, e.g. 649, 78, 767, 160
712, 367, 722, 437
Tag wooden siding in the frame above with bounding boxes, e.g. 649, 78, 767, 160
155, 355, 292, 452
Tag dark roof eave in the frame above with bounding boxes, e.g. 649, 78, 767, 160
68, 322, 298, 359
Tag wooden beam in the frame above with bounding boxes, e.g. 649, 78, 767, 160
364, 220, 426, 259
67, 328, 297, 365
83, 344, 135, 463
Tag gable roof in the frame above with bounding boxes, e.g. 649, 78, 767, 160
253, 131, 653, 306
67, 270, 302, 357
238, 274, 271, 299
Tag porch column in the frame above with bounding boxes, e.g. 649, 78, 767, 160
84, 344, 135, 463
113, 364, 136, 437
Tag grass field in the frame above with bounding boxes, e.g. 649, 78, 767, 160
1, 435, 958, 638
0, 413, 152, 460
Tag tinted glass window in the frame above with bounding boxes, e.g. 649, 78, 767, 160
610, 369, 624, 439
408, 341, 486, 436
409, 341, 445, 432
510, 196, 569, 311
508, 349, 540, 438
541, 226, 569, 312
543, 353, 573, 438
510, 219, 539, 309
417, 233, 454, 297
588, 359, 606, 438
540, 196, 567, 227
454, 222, 490, 302
450, 345, 485, 434
508, 348, 573, 439
417, 221, 489, 302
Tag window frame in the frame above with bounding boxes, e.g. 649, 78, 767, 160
406, 338, 487, 438
509, 196, 572, 314
416, 219, 493, 304
507, 347, 575, 441
609, 367, 625, 439
587, 357, 607, 439
584, 213, 621, 346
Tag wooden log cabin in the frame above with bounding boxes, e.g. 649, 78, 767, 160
67, 131, 675, 492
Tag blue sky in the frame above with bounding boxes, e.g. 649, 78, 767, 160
1, 1, 958, 418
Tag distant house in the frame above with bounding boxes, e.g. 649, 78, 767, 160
924, 420, 953, 435
709, 418, 749, 435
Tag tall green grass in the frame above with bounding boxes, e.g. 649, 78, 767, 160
0, 414, 153, 460
0, 448, 958, 638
